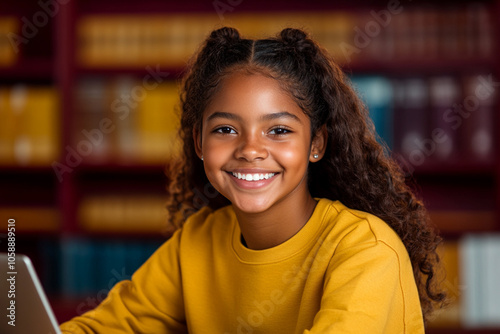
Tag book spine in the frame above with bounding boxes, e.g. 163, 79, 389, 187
428, 76, 461, 161
392, 78, 430, 167
350, 76, 393, 149
460, 74, 496, 161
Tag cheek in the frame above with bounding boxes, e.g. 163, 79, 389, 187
204, 139, 233, 160
202, 141, 232, 176
274, 141, 310, 169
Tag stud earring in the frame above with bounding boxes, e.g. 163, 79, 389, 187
201, 156, 204, 161
313, 154, 319, 159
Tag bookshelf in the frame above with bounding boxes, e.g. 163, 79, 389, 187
1, 0, 499, 330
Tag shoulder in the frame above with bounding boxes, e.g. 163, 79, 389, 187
314, 200, 423, 332
318, 199, 407, 256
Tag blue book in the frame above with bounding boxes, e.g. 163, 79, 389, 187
39, 239, 61, 295
60, 237, 94, 297
349, 76, 394, 150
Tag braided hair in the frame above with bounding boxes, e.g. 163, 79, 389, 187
166, 27, 446, 322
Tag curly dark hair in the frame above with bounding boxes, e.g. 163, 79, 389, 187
166, 26, 446, 322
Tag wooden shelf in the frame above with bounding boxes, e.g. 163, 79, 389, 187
76, 0, 392, 15
0, 58, 54, 81
75, 65, 185, 78
0, 165, 55, 173
343, 58, 497, 76
430, 210, 499, 237
73, 163, 167, 173
411, 160, 497, 176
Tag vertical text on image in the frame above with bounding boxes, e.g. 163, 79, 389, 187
6, 218, 16, 327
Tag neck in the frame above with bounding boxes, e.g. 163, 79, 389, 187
234, 192, 317, 250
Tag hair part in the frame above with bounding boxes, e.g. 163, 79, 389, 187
166, 26, 446, 322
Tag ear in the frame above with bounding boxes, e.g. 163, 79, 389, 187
309, 125, 328, 162
193, 127, 203, 160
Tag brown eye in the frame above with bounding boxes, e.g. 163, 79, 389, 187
269, 127, 291, 135
214, 126, 236, 134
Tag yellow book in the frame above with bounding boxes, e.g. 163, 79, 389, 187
137, 16, 151, 65
229, 13, 275, 38
166, 15, 190, 66
80, 15, 118, 67
160, 17, 177, 67
0, 19, 7, 65
428, 240, 462, 328
113, 16, 128, 66
148, 16, 170, 66
322, 13, 354, 63
180, 15, 202, 66
8, 86, 60, 166
0, 17, 19, 66
137, 82, 180, 164
0, 206, 60, 232
103, 16, 120, 67
23, 87, 59, 165
223, 14, 253, 38
78, 195, 168, 233
76, 16, 97, 67
9, 85, 30, 166
0, 87, 15, 165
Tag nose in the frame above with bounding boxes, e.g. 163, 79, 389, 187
235, 132, 268, 161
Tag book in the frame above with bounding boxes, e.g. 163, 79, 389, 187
136, 82, 181, 164
392, 78, 429, 167
108, 76, 139, 162
460, 74, 496, 161
0, 17, 19, 66
0, 85, 59, 166
460, 234, 500, 327
0, 87, 15, 164
350, 76, 393, 149
427, 240, 461, 328
78, 194, 168, 234
428, 76, 461, 161
0, 206, 59, 232
25, 87, 60, 165
74, 78, 110, 163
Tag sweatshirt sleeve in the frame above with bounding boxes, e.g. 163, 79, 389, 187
305, 236, 424, 333
59, 229, 187, 334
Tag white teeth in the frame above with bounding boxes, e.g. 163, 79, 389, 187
231, 172, 276, 181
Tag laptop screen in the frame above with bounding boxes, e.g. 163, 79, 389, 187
0, 253, 61, 334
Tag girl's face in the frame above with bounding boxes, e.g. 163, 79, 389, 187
195, 71, 323, 214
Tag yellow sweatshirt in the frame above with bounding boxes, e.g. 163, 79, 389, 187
60, 198, 424, 333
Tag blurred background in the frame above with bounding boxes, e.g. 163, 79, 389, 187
0, 0, 499, 332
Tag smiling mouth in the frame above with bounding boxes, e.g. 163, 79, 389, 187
229, 172, 277, 181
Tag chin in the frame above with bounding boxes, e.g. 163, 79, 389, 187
230, 196, 274, 214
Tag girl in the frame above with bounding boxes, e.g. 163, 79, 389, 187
61, 27, 445, 333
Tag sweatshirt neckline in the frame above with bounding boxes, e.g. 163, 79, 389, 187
230, 198, 332, 264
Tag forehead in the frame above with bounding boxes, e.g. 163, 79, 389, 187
204, 71, 308, 122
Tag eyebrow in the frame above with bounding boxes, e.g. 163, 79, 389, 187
206, 111, 242, 122
206, 111, 302, 123
261, 111, 302, 123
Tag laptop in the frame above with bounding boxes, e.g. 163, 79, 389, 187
0, 253, 61, 334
